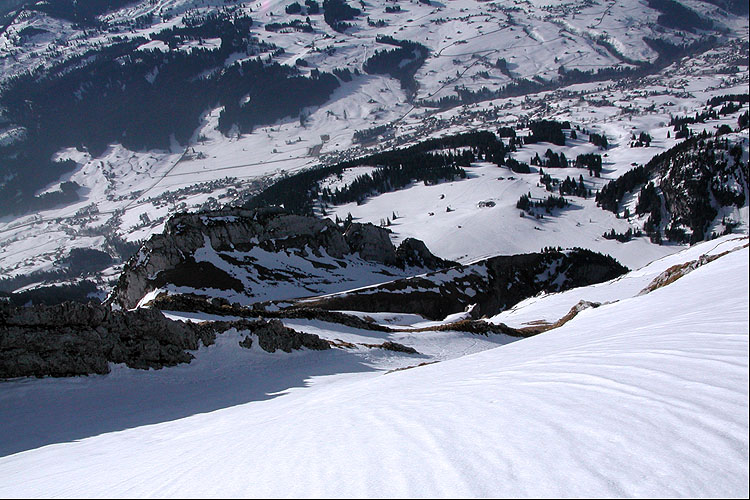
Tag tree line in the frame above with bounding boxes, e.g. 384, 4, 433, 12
363, 36, 429, 96
247, 131, 512, 214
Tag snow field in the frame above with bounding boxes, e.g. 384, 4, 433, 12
0, 237, 747, 497
324, 162, 677, 269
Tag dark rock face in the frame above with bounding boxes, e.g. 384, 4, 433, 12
113, 207, 452, 309
396, 238, 451, 269
344, 223, 397, 265
0, 302, 216, 378
234, 319, 330, 353
152, 259, 245, 292
0, 302, 330, 379
379, 341, 418, 354
303, 249, 628, 320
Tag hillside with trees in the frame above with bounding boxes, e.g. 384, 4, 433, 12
247, 131, 511, 214
596, 134, 748, 243
0, 11, 340, 216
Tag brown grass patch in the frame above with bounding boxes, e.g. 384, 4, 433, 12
386, 361, 439, 374
640, 242, 748, 295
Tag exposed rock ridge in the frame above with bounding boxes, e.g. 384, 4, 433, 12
0, 301, 329, 379
152, 293, 395, 332
301, 248, 628, 320
639, 241, 748, 294
235, 319, 331, 353
1, 301, 213, 378
113, 207, 453, 309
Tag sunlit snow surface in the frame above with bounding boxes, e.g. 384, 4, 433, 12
0, 236, 747, 497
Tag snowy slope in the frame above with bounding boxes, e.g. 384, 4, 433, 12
323, 162, 676, 269
492, 234, 749, 327
0, 0, 747, 288
0, 237, 747, 497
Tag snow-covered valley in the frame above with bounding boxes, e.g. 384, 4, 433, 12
0, 0, 748, 292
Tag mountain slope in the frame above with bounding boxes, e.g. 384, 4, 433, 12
0, 236, 746, 497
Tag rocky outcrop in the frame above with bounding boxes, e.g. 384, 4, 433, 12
373, 341, 419, 354
0, 301, 216, 378
113, 207, 453, 309
146, 293, 540, 338
235, 319, 330, 353
396, 238, 451, 269
639, 242, 748, 294
302, 248, 628, 320
0, 302, 330, 379
344, 223, 397, 265
147, 293, 395, 332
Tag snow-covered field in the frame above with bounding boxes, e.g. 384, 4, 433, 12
1, 236, 747, 497
323, 161, 676, 269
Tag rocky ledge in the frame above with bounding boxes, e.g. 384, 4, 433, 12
302, 248, 628, 320
0, 302, 328, 379
113, 207, 454, 309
